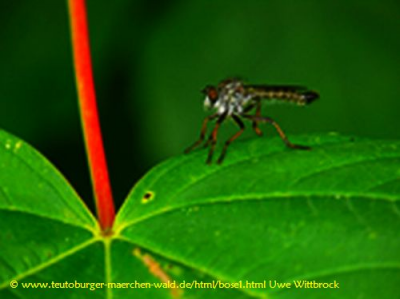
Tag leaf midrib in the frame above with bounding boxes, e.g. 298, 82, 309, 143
0, 207, 96, 233
0, 238, 98, 289
117, 192, 400, 233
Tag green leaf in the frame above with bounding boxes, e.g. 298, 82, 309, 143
1, 130, 399, 298
116, 133, 400, 298
0, 129, 99, 297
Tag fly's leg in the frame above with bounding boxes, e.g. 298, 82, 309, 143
244, 102, 262, 136
252, 101, 263, 136
244, 115, 310, 150
205, 112, 227, 164
184, 113, 218, 154
217, 115, 244, 164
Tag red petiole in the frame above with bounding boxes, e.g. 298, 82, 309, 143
68, 0, 115, 232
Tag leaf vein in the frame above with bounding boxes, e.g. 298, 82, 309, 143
119, 192, 397, 231
0, 238, 97, 289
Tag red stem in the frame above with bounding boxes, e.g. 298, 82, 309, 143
68, 0, 115, 231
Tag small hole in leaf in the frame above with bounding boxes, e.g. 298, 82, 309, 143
142, 191, 154, 204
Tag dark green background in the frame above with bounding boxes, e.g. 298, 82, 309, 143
0, 0, 399, 211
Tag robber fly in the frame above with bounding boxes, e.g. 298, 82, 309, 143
184, 78, 319, 164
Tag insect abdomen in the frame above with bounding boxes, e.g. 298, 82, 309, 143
252, 89, 319, 105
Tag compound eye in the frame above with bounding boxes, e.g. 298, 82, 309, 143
202, 86, 218, 102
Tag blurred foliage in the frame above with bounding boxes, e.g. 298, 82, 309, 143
0, 0, 399, 211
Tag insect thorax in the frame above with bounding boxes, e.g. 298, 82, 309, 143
204, 80, 252, 116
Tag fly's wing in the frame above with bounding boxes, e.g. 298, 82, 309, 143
247, 84, 308, 91
244, 85, 318, 105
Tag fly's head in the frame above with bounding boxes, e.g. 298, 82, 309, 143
202, 85, 219, 110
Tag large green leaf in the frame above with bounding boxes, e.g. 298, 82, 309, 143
116, 133, 400, 298
1, 130, 399, 298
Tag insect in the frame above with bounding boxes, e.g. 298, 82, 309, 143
184, 78, 319, 164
